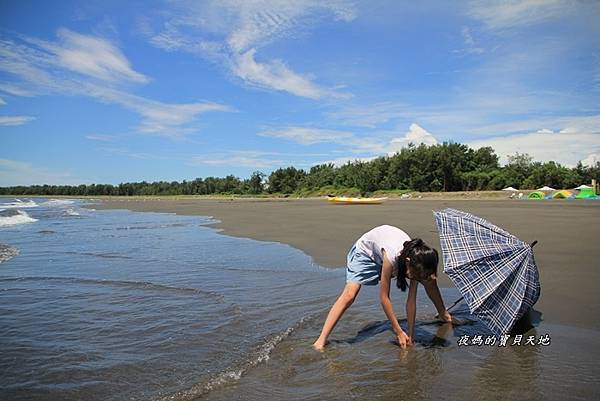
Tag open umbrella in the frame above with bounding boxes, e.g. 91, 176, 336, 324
433, 208, 540, 334
574, 184, 592, 190
537, 186, 555, 191
501, 187, 518, 191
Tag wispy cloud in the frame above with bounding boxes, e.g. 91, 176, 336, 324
32, 28, 149, 84
144, 0, 354, 99
0, 30, 232, 138
467, 0, 573, 30
86, 134, 118, 142
327, 102, 410, 128
190, 150, 285, 169
259, 126, 353, 145
0, 97, 5, 105
0, 115, 36, 126
0, 158, 86, 186
468, 128, 600, 167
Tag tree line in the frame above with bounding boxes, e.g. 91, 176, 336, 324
2, 143, 599, 196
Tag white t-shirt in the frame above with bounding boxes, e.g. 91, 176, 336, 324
354, 225, 411, 277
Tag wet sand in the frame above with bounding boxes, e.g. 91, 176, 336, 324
93, 198, 600, 331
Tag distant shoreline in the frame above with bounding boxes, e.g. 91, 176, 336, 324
0, 189, 559, 201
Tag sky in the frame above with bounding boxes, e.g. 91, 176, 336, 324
1, 0, 599, 186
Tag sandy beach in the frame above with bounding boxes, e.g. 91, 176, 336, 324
93, 197, 600, 332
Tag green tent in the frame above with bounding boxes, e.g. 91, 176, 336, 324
576, 187, 598, 199
528, 191, 545, 200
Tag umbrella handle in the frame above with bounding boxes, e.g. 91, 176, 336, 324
435, 296, 464, 319
531, 240, 538, 248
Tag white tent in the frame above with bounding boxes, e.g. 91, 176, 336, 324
537, 186, 555, 191
502, 187, 518, 191
574, 184, 592, 190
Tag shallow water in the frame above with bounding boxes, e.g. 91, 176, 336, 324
0, 198, 598, 400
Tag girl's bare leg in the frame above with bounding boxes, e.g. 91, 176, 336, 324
313, 282, 361, 350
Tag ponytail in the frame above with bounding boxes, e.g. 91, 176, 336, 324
396, 238, 438, 291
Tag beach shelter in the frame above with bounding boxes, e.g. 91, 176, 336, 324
502, 187, 518, 191
574, 184, 592, 190
576, 187, 597, 199
537, 186, 555, 191
552, 190, 573, 199
433, 208, 540, 334
528, 191, 545, 200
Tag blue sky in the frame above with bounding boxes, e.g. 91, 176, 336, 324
1, 0, 599, 186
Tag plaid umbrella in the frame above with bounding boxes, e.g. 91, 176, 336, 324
433, 208, 540, 334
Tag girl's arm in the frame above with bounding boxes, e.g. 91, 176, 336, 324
406, 279, 418, 340
379, 251, 411, 348
422, 279, 453, 322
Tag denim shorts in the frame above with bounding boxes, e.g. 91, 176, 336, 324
346, 244, 382, 286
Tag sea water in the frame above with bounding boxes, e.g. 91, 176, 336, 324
0, 198, 598, 401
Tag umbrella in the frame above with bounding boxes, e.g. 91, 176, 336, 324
433, 208, 540, 334
537, 186, 555, 191
574, 184, 592, 190
501, 187, 518, 191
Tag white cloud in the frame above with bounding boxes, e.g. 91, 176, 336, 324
86, 134, 118, 142
0, 97, 5, 105
581, 153, 598, 167
0, 158, 86, 186
146, 0, 354, 99
468, 129, 600, 167
231, 49, 349, 99
327, 101, 409, 128
38, 28, 148, 83
0, 83, 35, 97
0, 116, 36, 126
388, 123, 438, 154
467, 0, 573, 30
0, 31, 232, 138
190, 151, 285, 169
259, 126, 353, 145
312, 155, 378, 167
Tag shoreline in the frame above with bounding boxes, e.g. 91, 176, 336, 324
89, 197, 600, 332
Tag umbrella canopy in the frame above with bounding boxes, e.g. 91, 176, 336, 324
433, 208, 540, 334
574, 184, 592, 190
537, 186, 555, 191
502, 186, 518, 191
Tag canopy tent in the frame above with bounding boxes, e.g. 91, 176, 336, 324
574, 184, 592, 190
502, 187, 518, 191
552, 190, 573, 199
537, 186, 555, 191
576, 187, 597, 199
528, 191, 545, 200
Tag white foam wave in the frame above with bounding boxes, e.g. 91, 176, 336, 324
41, 199, 76, 207
0, 210, 39, 226
0, 243, 19, 263
65, 208, 80, 216
0, 199, 39, 209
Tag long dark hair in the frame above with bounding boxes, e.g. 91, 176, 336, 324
396, 238, 439, 291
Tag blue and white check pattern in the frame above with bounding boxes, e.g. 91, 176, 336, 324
434, 208, 541, 334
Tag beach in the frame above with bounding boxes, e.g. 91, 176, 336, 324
94, 197, 600, 332
2, 197, 600, 400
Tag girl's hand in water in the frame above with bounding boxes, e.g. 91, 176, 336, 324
397, 331, 412, 348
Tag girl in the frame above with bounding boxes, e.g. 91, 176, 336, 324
313, 225, 455, 350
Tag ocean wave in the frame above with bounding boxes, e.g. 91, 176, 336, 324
0, 244, 19, 263
0, 210, 38, 227
155, 314, 319, 401
0, 276, 226, 301
65, 208, 80, 216
40, 199, 76, 207
0, 199, 38, 209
